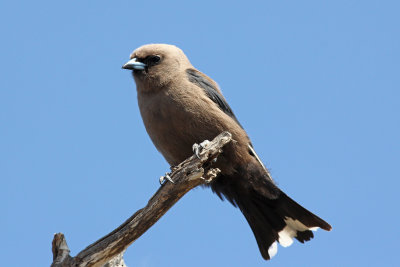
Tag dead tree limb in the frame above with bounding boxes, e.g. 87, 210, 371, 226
51, 131, 232, 267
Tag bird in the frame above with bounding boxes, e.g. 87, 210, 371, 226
122, 44, 331, 260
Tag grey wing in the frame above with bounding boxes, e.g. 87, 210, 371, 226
186, 68, 243, 129
186, 68, 271, 177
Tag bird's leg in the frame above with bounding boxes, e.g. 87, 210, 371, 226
159, 172, 175, 185
192, 140, 211, 159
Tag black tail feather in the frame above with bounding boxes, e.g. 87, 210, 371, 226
210, 172, 331, 260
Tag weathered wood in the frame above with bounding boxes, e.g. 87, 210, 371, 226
51, 131, 232, 267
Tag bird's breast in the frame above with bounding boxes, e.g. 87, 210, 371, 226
137, 88, 211, 165
137, 84, 251, 174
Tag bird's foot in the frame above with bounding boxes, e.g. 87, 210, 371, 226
170, 165, 179, 172
201, 168, 221, 183
192, 140, 211, 159
159, 172, 175, 185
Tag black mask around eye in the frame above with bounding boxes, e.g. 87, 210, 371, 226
145, 55, 161, 67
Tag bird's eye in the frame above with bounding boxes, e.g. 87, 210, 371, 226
150, 55, 161, 64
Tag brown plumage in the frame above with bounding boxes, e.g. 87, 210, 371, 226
123, 44, 331, 260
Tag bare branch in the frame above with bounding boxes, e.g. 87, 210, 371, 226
51, 131, 232, 267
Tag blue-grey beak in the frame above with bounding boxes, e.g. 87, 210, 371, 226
122, 58, 147, 70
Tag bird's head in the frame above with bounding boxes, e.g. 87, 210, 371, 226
123, 44, 192, 91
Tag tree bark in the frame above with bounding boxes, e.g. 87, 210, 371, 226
51, 131, 232, 267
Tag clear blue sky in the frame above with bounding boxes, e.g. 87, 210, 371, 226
1, 1, 399, 266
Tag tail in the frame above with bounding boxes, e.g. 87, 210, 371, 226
242, 190, 331, 260
210, 165, 332, 260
